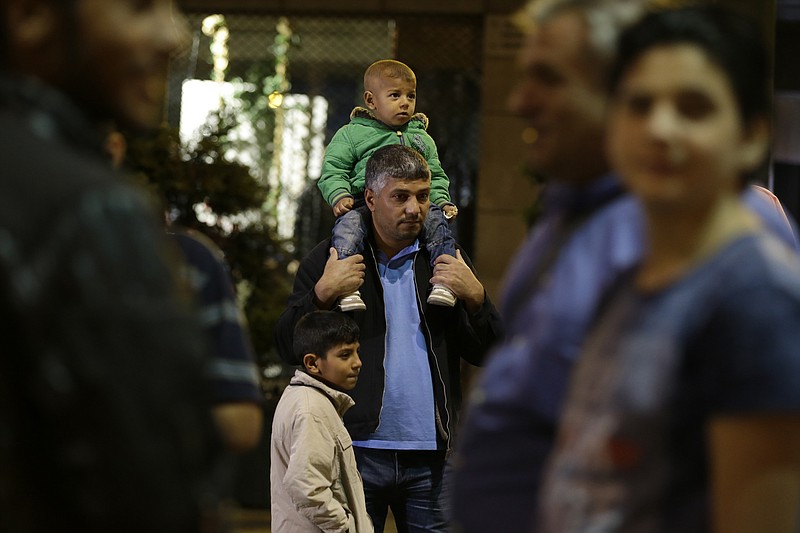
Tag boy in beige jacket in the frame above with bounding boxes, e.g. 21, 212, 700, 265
270, 311, 372, 533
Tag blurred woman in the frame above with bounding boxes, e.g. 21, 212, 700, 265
537, 6, 800, 532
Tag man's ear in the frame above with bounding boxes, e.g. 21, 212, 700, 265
303, 353, 320, 374
105, 131, 128, 170
739, 116, 770, 173
364, 188, 376, 213
364, 90, 376, 110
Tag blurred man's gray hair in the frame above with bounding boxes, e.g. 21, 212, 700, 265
514, 0, 652, 82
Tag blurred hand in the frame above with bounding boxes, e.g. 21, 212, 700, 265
443, 204, 459, 221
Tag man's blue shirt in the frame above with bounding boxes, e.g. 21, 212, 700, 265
353, 241, 438, 450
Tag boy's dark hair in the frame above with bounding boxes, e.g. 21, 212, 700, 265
610, 5, 768, 124
365, 144, 431, 194
293, 311, 360, 365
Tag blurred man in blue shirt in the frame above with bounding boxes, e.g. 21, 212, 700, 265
450, 1, 798, 531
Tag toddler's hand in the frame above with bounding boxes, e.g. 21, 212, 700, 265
443, 204, 459, 221
333, 197, 354, 217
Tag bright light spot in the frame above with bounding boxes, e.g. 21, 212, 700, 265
213, 57, 229, 71
269, 94, 329, 238
180, 79, 234, 143
201, 14, 224, 35
180, 79, 329, 240
268, 91, 284, 109
262, 363, 284, 378
194, 202, 217, 226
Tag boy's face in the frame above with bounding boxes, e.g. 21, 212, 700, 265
310, 342, 362, 391
364, 74, 417, 127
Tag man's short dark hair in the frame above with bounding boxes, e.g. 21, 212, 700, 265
610, 5, 768, 124
293, 311, 360, 365
365, 144, 431, 194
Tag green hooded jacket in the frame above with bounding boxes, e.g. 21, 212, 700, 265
318, 107, 452, 208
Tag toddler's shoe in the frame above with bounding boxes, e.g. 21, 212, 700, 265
427, 284, 456, 307
339, 290, 366, 312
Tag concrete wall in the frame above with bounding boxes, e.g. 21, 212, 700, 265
474, 13, 538, 299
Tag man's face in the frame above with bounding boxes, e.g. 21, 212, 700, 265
364, 75, 417, 127
68, 0, 188, 129
507, 11, 610, 184
365, 177, 431, 255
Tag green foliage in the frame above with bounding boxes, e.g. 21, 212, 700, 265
224, 18, 298, 221
121, 17, 303, 366
123, 118, 293, 367
228, 61, 281, 217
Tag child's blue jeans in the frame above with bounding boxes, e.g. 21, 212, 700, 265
332, 201, 456, 265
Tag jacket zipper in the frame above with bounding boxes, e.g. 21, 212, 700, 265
396, 130, 405, 145
413, 252, 451, 450
366, 243, 386, 433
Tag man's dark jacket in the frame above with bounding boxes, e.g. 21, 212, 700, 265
274, 221, 503, 450
0, 77, 220, 532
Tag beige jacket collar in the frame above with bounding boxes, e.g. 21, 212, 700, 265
290, 370, 355, 417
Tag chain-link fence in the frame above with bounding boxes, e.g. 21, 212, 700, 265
168, 11, 483, 260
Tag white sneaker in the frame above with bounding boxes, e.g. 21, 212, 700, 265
427, 284, 456, 307
339, 290, 366, 312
